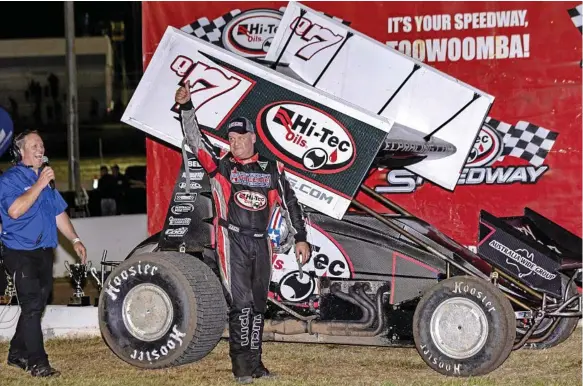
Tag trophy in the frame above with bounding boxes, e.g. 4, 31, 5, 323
64, 261, 91, 307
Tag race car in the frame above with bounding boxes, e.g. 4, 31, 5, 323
96, 156, 581, 377
95, 2, 581, 378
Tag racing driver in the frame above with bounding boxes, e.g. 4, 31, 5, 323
175, 81, 310, 384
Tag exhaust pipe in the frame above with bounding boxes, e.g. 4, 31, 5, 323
264, 284, 389, 337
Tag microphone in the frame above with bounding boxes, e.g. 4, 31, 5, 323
41, 156, 55, 190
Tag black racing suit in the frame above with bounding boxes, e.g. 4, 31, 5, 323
180, 102, 307, 378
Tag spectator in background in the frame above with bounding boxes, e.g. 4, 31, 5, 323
111, 164, 127, 214
97, 166, 117, 216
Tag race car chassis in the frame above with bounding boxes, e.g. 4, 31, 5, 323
352, 184, 582, 352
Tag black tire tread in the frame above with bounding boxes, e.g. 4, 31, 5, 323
155, 252, 227, 367
413, 275, 516, 377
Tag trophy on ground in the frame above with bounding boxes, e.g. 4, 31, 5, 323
64, 260, 91, 307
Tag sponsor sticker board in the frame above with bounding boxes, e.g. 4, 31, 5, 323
265, 2, 495, 190
122, 26, 394, 220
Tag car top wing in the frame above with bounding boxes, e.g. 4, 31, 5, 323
121, 26, 394, 220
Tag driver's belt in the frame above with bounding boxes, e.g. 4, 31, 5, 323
218, 219, 267, 239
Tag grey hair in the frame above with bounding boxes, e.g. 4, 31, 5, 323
14, 129, 39, 152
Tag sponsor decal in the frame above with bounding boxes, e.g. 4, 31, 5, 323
179, 181, 203, 190
181, 171, 205, 181
286, 176, 334, 204
513, 224, 563, 255
130, 325, 186, 363
374, 120, 555, 193
169, 59, 250, 115
165, 227, 189, 237
279, 271, 316, 302
171, 204, 195, 215
234, 190, 268, 211
187, 157, 203, 171
168, 216, 192, 226
271, 224, 352, 302
104, 261, 159, 301
258, 160, 268, 171
257, 101, 356, 173
488, 239, 557, 280
222, 9, 283, 57
230, 169, 271, 187
452, 280, 496, 313
174, 192, 197, 203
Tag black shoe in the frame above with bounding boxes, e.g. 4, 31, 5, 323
30, 364, 60, 377
234, 375, 253, 384
7, 356, 28, 371
252, 365, 275, 379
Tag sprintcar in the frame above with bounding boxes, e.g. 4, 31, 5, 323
96, 4, 581, 378
96, 155, 582, 377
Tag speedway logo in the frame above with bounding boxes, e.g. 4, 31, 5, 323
222, 9, 282, 57
488, 239, 557, 280
257, 102, 356, 173
375, 120, 556, 193
168, 216, 192, 226
171, 204, 195, 215
234, 190, 267, 211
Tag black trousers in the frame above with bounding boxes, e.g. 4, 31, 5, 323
217, 229, 271, 378
2, 247, 54, 367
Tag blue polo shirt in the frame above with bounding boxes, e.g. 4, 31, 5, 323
0, 164, 68, 250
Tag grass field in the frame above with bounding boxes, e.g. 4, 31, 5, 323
0, 329, 580, 385
0, 156, 147, 192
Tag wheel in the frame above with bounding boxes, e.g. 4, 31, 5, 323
520, 280, 580, 350
98, 251, 227, 369
124, 232, 160, 260
412, 276, 516, 377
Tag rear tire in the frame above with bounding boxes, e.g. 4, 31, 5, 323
521, 280, 580, 350
98, 251, 227, 369
413, 276, 516, 377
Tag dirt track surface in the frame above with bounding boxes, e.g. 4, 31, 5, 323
0, 328, 580, 385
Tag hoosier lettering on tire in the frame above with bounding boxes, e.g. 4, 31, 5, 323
98, 251, 227, 369
412, 276, 516, 377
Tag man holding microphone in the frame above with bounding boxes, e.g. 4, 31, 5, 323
0, 130, 87, 377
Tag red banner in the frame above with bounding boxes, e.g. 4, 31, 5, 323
142, 1, 582, 247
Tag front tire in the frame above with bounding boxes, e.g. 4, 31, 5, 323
413, 276, 516, 377
98, 251, 227, 369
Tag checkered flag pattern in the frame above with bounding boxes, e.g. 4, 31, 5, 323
485, 117, 558, 166
180, 9, 242, 44
181, 7, 350, 45
568, 5, 582, 34
499, 121, 558, 166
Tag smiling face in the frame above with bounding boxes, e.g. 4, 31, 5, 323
228, 132, 256, 160
19, 133, 45, 170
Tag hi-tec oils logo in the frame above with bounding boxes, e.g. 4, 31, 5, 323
222, 9, 282, 57
257, 101, 356, 174
234, 190, 267, 211
466, 124, 503, 167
